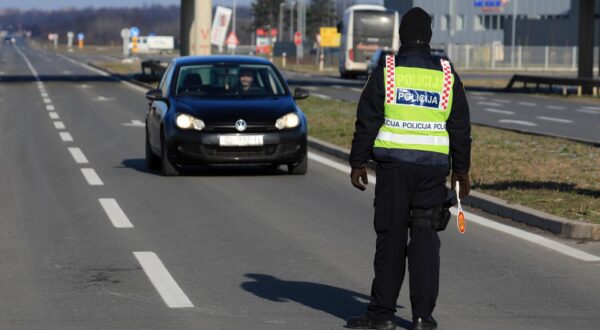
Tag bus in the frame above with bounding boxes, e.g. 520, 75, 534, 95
338, 5, 399, 79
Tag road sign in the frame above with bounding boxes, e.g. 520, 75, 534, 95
77, 33, 84, 41
294, 31, 302, 46
319, 27, 340, 48
130, 26, 140, 37
121, 28, 131, 39
226, 31, 239, 47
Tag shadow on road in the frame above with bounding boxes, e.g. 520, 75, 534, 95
241, 273, 411, 329
475, 180, 600, 198
119, 158, 288, 177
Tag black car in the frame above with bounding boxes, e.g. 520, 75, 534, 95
145, 56, 309, 176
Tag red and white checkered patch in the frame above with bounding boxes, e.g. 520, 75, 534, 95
439, 59, 452, 111
385, 55, 395, 104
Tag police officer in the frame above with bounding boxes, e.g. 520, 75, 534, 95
346, 7, 471, 330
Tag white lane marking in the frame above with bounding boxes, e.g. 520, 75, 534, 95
582, 106, 600, 110
498, 119, 537, 126
491, 99, 511, 103
120, 80, 150, 93
99, 198, 134, 228
43, 98, 52, 104
313, 93, 332, 100
304, 86, 318, 91
68, 147, 89, 164
470, 96, 488, 101
469, 91, 495, 96
477, 101, 503, 107
41, 92, 48, 97
485, 108, 515, 115
307, 151, 600, 262
46, 105, 55, 111
536, 116, 573, 124
53, 121, 66, 129
122, 120, 145, 127
518, 101, 536, 106
63, 70, 72, 74
48, 112, 59, 120
59, 132, 74, 142
449, 209, 600, 262
577, 109, 600, 115
546, 105, 566, 110
0, 71, 4, 75
81, 168, 103, 186
332, 85, 343, 89
55, 53, 110, 77
92, 96, 115, 102
14, 45, 40, 80
350, 87, 363, 93
133, 252, 194, 308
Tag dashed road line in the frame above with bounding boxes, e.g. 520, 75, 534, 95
577, 109, 600, 115
48, 112, 60, 120
41, 92, 48, 98
59, 132, 74, 142
53, 121, 65, 129
43, 98, 52, 104
99, 199, 134, 228
536, 116, 573, 123
46, 105, 55, 111
80, 168, 104, 186
498, 119, 537, 126
491, 99, 511, 103
307, 152, 600, 262
477, 101, 503, 107
133, 252, 194, 308
582, 106, 600, 110
485, 108, 515, 115
68, 147, 89, 164
545, 105, 566, 110
518, 101, 536, 106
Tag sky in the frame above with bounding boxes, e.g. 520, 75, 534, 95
0, 0, 253, 10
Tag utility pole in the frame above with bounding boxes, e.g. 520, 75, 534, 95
181, 0, 211, 56
279, 2, 285, 43
290, 1, 295, 42
510, 0, 518, 67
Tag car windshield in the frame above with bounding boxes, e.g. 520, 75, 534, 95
175, 63, 287, 98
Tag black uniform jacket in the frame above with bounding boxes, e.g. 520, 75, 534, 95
349, 44, 471, 174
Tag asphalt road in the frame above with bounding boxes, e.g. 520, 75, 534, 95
284, 71, 600, 144
1, 41, 600, 329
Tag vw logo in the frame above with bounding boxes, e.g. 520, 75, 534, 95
235, 119, 247, 132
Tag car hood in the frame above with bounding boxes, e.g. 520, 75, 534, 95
174, 96, 297, 124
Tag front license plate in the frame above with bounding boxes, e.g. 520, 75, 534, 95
219, 135, 264, 146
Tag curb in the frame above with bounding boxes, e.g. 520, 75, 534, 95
308, 136, 600, 241
87, 59, 600, 241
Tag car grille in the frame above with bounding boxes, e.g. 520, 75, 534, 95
181, 145, 277, 157
203, 124, 278, 133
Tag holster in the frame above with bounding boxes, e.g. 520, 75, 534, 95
409, 190, 457, 232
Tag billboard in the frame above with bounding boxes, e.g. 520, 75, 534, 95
211, 6, 232, 47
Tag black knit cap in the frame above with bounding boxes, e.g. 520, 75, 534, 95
400, 7, 432, 45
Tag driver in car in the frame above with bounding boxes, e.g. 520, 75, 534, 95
237, 68, 262, 95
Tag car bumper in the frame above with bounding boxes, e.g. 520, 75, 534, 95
164, 128, 307, 167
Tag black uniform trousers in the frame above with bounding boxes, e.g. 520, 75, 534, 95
367, 162, 447, 321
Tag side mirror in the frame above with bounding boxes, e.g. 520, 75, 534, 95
293, 87, 310, 100
145, 89, 164, 101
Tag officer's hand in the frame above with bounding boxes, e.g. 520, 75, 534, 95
451, 171, 470, 198
350, 166, 369, 191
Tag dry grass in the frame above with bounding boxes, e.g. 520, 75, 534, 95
296, 97, 600, 223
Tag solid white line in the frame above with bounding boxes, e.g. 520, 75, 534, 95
80, 168, 103, 186
99, 198, 134, 228
53, 121, 66, 129
546, 105, 566, 110
313, 93, 332, 100
536, 116, 572, 124
13, 45, 40, 80
46, 105, 55, 111
133, 252, 194, 308
498, 119, 537, 126
68, 147, 89, 164
350, 87, 363, 93
59, 132, 74, 142
450, 209, 600, 262
307, 151, 600, 262
518, 102, 536, 106
477, 101, 503, 107
485, 108, 515, 115
48, 112, 59, 120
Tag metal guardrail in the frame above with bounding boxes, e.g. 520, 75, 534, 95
506, 74, 600, 95
139, 60, 167, 82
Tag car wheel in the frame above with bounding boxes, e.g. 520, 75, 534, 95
145, 128, 160, 171
160, 132, 179, 176
287, 153, 307, 175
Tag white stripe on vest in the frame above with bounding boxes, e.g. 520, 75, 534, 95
376, 131, 450, 146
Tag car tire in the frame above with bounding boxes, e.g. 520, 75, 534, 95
160, 132, 179, 176
287, 153, 307, 175
145, 129, 160, 171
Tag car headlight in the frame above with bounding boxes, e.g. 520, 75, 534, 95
275, 113, 300, 130
176, 113, 205, 130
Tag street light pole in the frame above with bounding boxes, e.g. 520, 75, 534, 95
290, 1, 295, 42
511, 0, 517, 68
279, 2, 285, 43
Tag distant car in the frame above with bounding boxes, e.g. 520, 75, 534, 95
145, 56, 309, 176
4, 36, 15, 44
366, 48, 396, 75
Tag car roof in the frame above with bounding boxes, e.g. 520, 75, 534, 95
172, 55, 273, 66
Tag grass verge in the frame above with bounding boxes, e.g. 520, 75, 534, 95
296, 97, 600, 224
